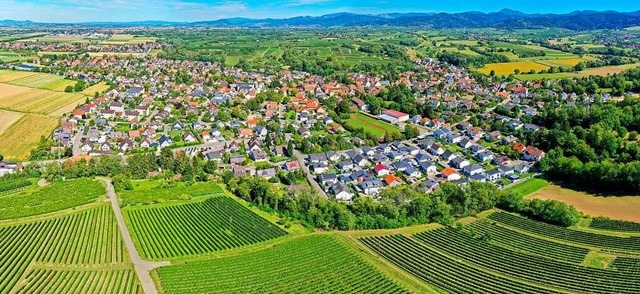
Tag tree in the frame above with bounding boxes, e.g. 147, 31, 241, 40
490, 70, 496, 77
0, 153, 3, 161
287, 140, 295, 157
64, 85, 73, 93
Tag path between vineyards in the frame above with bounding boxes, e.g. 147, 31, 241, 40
98, 177, 170, 294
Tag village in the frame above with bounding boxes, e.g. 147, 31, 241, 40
5, 46, 614, 201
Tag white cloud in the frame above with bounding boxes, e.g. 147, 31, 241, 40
282, 0, 334, 7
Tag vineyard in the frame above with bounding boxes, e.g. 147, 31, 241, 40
612, 257, 640, 274
0, 178, 31, 193
589, 218, 640, 233
466, 219, 589, 264
414, 227, 640, 294
360, 234, 560, 293
124, 196, 287, 260
156, 235, 406, 294
0, 205, 141, 293
0, 178, 104, 220
488, 211, 640, 252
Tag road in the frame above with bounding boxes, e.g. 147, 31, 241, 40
98, 177, 169, 294
293, 150, 327, 199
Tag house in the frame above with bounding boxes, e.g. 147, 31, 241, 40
524, 124, 541, 132
493, 155, 511, 166
237, 128, 254, 138
441, 150, 457, 162
310, 162, 329, 174
441, 167, 461, 181
308, 153, 328, 164
445, 133, 463, 144
485, 169, 502, 182
498, 166, 515, 176
318, 173, 338, 186
256, 168, 276, 179
486, 131, 501, 142
353, 155, 369, 167
469, 173, 487, 182
523, 146, 545, 161
514, 163, 530, 174
419, 161, 437, 173
338, 160, 355, 171
332, 183, 353, 201
284, 161, 300, 172
379, 109, 410, 124
391, 161, 411, 172
458, 138, 472, 149
477, 151, 494, 162
462, 164, 484, 176
229, 155, 245, 165
351, 97, 368, 111
233, 165, 248, 177
250, 150, 268, 162
109, 101, 124, 112
182, 132, 197, 143
403, 166, 421, 179
374, 164, 390, 177
171, 121, 184, 131
326, 151, 340, 162
501, 135, 518, 146
159, 135, 172, 148
450, 156, 470, 169
428, 143, 445, 155
415, 153, 433, 163
384, 175, 402, 187
359, 179, 384, 195
419, 179, 440, 193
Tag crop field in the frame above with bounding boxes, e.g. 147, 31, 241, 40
525, 184, 640, 222
488, 211, 640, 252
0, 70, 38, 83
413, 227, 640, 294
22, 35, 92, 43
0, 109, 24, 135
536, 58, 584, 68
0, 178, 105, 220
589, 218, 640, 233
101, 34, 156, 45
82, 81, 110, 95
0, 50, 20, 62
8, 73, 66, 88
345, 113, 400, 138
0, 114, 59, 161
118, 180, 224, 205
0, 87, 85, 114
155, 235, 406, 294
478, 61, 550, 75
0, 205, 140, 293
517, 63, 640, 81
360, 234, 558, 293
124, 196, 287, 260
466, 219, 590, 264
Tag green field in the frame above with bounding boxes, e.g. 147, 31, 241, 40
8, 73, 66, 88
345, 113, 400, 138
155, 235, 407, 293
0, 205, 141, 293
516, 63, 640, 81
118, 180, 224, 205
589, 218, 640, 233
0, 178, 105, 220
124, 196, 287, 260
504, 178, 548, 197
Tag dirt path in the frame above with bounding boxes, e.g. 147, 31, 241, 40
98, 177, 170, 294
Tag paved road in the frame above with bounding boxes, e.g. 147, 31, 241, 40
98, 177, 170, 294
293, 150, 327, 199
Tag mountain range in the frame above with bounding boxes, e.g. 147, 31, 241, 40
2, 9, 640, 30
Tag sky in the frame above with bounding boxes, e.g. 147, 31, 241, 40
1, 0, 640, 23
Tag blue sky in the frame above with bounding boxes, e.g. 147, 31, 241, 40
1, 0, 640, 23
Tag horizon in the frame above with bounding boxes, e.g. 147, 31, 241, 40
1, 0, 639, 23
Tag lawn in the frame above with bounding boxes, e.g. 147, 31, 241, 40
118, 180, 224, 205
0, 114, 59, 161
525, 184, 640, 222
345, 113, 399, 138
478, 61, 550, 76
504, 178, 548, 198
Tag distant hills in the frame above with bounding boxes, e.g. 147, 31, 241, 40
2, 9, 640, 30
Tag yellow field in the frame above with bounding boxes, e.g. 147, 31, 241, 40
0, 110, 24, 135
478, 61, 550, 75
576, 63, 640, 76
526, 184, 640, 222
0, 70, 38, 83
101, 34, 156, 45
0, 88, 84, 114
537, 58, 583, 68
0, 83, 31, 99
0, 114, 59, 161
8, 73, 64, 88
88, 52, 146, 58
81, 82, 110, 96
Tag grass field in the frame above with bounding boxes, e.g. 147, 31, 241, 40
124, 196, 287, 260
525, 184, 640, 222
478, 61, 550, 75
0, 109, 24, 135
8, 73, 65, 88
504, 178, 548, 197
345, 113, 400, 138
0, 205, 141, 293
155, 235, 407, 293
118, 180, 224, 205
0, 178, 105, 220
82, 81, 110, 95
0, 114, 59, 161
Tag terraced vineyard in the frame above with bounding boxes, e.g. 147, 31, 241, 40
467, 219, 589, 264
360, 234, 560, 294
414, 227, 640, 294
0, 205, 140, 293
0, 178, 31, 193
488, 211, 640, 252
589, 218, 640, 233
612, 257, 640, 274
16, 268, 141, 294
125, 196, 287, 259
156, 235, 407, 294
0, 178, 104, 220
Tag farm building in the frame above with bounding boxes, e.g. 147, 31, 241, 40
379, 109, 409, 124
